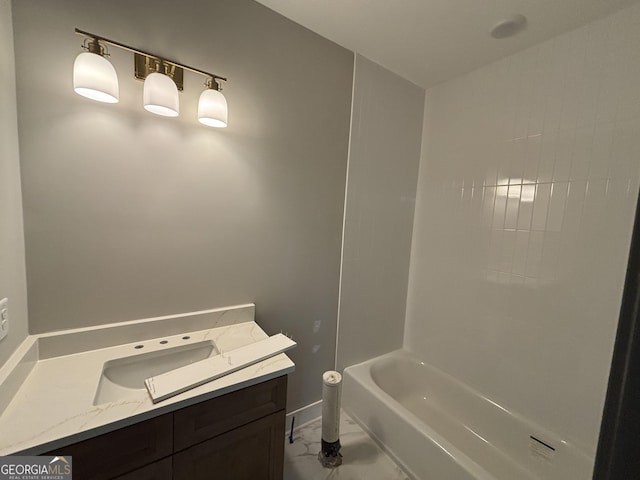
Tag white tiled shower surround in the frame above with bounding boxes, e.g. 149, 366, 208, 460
336, 55, 424, 371
405, 2, 640, 456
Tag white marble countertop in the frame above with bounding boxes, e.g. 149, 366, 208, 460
0, 304, 294, 455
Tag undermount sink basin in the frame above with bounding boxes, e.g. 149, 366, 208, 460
94, 340, 217, 405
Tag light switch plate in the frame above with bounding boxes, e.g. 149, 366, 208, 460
0, 298, 8, 342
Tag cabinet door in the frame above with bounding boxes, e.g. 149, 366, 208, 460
45, 414, 173, 480
174, 376, 287, 452
173, 411, 285, 480
113, 457, 172, 480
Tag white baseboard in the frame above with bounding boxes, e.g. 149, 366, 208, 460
285, 399, 322, 434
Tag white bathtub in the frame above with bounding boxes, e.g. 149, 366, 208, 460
343, 349, 593, 480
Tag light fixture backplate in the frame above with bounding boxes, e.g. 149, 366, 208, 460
134, 53, 184, 91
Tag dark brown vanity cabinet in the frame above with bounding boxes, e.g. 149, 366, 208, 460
45, 376, 287, 480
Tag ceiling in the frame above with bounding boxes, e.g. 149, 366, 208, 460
254, 0, 640, 88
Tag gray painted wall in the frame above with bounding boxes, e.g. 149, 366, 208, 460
0, 0, 28, 368
12, 0, 353, 411
336, 55, 424, 370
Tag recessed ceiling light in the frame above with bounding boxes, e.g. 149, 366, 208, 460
490, 14, 527, 39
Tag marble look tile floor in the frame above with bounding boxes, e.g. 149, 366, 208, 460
284, 411, 411, 480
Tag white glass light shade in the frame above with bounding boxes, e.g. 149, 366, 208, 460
73, 51, 119, 103
143, 72, 179, 117
198, 88, 228, 128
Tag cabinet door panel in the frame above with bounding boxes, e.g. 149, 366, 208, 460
174, 375, 286, 451
45, 415, 173, 480
173, 411, 285, 480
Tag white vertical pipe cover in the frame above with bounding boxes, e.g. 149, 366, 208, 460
321, 370, 342, 443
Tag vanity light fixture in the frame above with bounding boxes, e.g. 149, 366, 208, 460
143, 70, 180, 117
198, 78, 228, 128
73, 28, 228, 127
73, 37, 119, 103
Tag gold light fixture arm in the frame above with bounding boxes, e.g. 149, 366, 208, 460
74, 28, 227, 83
